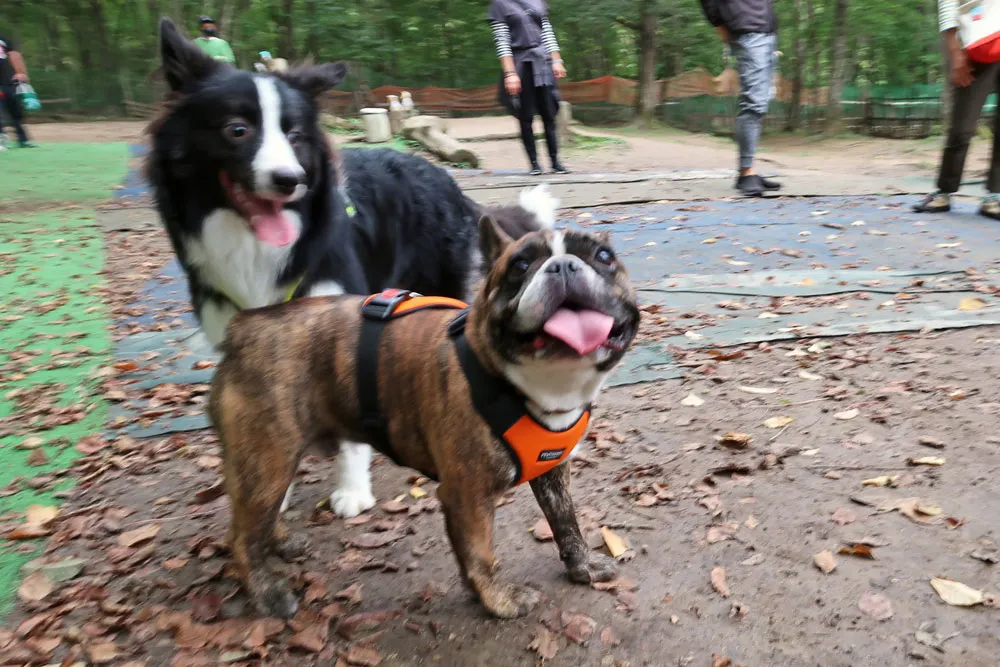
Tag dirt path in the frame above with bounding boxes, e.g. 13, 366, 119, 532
23, 117, 971, 190
2, 220, 999, 666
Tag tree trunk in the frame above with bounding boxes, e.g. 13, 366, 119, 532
824, 0, 850, 134
806, 0, 819, 132
227, 0, 252, 58
87, 0, 123, 109
305, 0, 319, 58
786, 0, 807, 131
636, 4, 658, 127
276, 0, 295, 59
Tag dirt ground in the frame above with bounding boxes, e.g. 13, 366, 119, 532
2, 120, 999, 666
21, 116, 973, 186
1, 224, 998, 667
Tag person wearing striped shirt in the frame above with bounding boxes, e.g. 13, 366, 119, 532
489, 0, 569, 175
914, 0, 1000, 219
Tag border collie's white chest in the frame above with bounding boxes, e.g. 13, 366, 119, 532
184, 208, 300, 309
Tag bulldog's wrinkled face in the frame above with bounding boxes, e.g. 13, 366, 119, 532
476, 216, 639, 371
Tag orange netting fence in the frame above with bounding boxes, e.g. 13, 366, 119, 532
321, 69, 829, 114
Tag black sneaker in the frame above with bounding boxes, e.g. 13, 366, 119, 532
737, 174, 765, 197
552, 160, 570, 175
529, 162, 542, 176
912, 191, 951, 213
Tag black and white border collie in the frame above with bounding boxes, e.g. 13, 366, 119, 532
147, 19, 559, 518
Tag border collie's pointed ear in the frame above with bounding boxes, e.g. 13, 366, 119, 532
160, 17, 220, 91
282, 62, 349, 97
479, 215, 514, 267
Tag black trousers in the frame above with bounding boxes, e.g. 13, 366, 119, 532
938, 61, 1000, 193
514, 62, 559, 165
0, 85, 29, 144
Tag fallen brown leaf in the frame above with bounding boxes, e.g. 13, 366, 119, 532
531, 518, 553, 542
712, 655, 733, 667
528, 626, 560, 660
288, 620, 329, 653
707, 524, 738, 544
838, 543, 876, 560
719, 432, 752, 449
344, 527, 406, 550
600, 626, 621, 647
858, 590, 893, 621
563, 613, 597, 645
711, 567, 730, 597
117, 523, 161, 548
17, 572, 54, 603
930, 577, 986, 607
601, 526, 630, 559
87, 642, 120, 664
813, 551, 837, 574
831, 507, 857, 525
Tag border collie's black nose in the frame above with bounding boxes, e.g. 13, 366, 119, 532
271, 168, 304, 196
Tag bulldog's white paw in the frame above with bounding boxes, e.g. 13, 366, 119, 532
330, 488, 376, 518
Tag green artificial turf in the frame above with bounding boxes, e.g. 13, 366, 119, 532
0, 142, 129, 206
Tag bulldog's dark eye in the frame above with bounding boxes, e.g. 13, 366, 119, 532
223, 120, 253, 142
509, 254, 532, 276
595, 246, 616, 266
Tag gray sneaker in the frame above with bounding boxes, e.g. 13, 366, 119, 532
980, 195, 1000, 220
913, 191, 951, 213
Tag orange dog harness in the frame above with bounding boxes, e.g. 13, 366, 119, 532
357, 289, 590, 485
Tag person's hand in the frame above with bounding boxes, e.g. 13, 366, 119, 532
951, 48, 973, 88
13, 73, 28, 83
716, 25, 730, 43
553, 61, 567, 79
504, 73, 521, 96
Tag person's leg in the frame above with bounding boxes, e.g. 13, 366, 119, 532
0, 86, 11, 147
980, 65, 1000, 219
732, 33, 773, 195
2, 86, 29, 145
916, 61, 997, 213
517, 64, 541, 174
939, 62, 996, 192
537, 87, 566, 172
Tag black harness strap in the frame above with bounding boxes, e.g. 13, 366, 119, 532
447, 310, 526, 482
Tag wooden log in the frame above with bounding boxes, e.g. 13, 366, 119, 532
402, 115, 480, 167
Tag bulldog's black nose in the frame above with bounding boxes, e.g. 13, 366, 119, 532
546, 256, 582, 275
271, 168, 304, 196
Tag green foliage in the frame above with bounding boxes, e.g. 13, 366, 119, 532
7, 0, 948, 114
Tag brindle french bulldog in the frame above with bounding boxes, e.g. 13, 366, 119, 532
210, 215, 640, 619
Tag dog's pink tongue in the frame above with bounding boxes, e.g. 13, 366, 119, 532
247, 200, 297, 247
542, 308, 615, 355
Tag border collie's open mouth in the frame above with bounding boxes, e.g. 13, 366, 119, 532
520, 303, 629, 357
220, 172, 300, 247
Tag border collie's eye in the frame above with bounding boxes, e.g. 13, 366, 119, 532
223, 120, 252, 142
595, 246, 616, 266
287, 130, 303, 146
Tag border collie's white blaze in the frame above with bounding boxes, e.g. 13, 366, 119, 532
252, 78, 307, 201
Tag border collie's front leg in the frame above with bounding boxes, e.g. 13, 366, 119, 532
199, 300, 240, 349
330, 441, 376, 517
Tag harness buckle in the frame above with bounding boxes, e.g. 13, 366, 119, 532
362, 289, 417, 320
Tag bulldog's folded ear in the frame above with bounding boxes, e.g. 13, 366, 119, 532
479, 215, 514, 267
